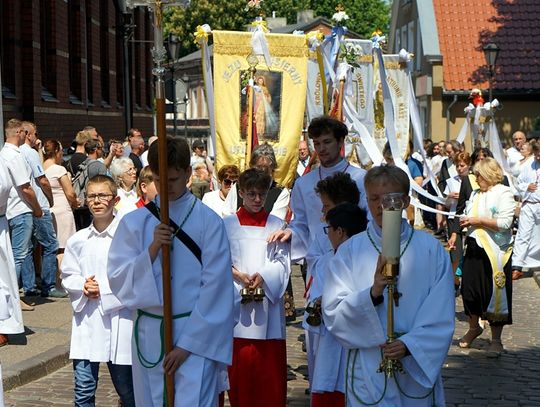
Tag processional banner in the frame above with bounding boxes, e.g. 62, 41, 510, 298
373, 54, 410, 159
306, 57, 325, 123
213, 30, 308, 187
342, 39, 375, 167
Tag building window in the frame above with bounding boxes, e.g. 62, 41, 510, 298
68, 1, 82, 102
145, 13, 152, 110
134, 9, 141, 109
115, 10, 124, 107
40, 0, 56, 99
85, 0, 93, 105
100, 0, 110, 106
1, 0, 15, 97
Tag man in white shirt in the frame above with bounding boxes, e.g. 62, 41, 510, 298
20, 121, 64, 298
0, 119, 43, 297
512, 143, 540, 279
506, 130, 526, 175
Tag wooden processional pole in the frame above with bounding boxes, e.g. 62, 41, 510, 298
150, 4, 174, 406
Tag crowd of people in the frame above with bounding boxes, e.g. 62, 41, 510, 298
0, 115, 539, 406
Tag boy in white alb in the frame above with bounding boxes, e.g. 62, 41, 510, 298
309, 203, 367, 407
223, 168, 291, 407
303, 172, 362, 392
323, 166, 455, 407
107, 136, 235, 406
61, 175, 134, 406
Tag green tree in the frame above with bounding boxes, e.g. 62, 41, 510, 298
164, 0, 250, 58
164, 0, 390, 57
308, 0, 390, 38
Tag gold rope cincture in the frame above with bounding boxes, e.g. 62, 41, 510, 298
470, 191, 511, 321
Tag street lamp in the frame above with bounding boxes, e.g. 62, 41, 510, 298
182, 74, 189, 139
164, 33, 180, 136
483, 42, 500, 102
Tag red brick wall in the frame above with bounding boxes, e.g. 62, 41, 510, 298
1, 0, 154, 146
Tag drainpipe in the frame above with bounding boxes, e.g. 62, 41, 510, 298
446, 94, 458, 141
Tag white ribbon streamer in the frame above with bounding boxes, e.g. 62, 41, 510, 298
199, 26, 216, 157
251, 27, 272, 67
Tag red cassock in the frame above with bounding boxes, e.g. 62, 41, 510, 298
228, 338, 287, 407
311, 391, 345, 407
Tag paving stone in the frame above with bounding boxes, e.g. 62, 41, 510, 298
4, 268, 540, 405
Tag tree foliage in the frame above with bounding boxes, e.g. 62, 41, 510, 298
163, 0, 390, 58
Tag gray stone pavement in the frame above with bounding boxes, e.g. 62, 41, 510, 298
3, 267, 540, 406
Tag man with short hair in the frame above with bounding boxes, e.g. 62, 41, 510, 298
128, 136, 145, 176
269, 116, 367, 255
20, 121, 64, 298
66, 130, 94, 177
322, 165, 455, 407
0, 119, 43, 297
122, 128, 142, 157
507, 130, 526, 174
73, 140, 108, 230
268, 116, 367, 391
296, 140, 312, 177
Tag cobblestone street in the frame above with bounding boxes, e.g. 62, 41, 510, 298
4, 268, 540, 406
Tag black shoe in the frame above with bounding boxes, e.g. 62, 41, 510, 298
434, 228, 446, 237
24, 289, 41, 297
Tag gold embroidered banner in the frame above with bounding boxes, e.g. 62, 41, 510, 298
213, 30, 308, 187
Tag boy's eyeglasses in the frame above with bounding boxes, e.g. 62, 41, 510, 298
222, 178, 236, 187
323, 225, 333, 234
86, 193, 114, 202
244, 191, 268, 200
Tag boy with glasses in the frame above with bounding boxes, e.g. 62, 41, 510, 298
223, 168, 291, 407
310, 203, 367, 406
61, 175, 135, 406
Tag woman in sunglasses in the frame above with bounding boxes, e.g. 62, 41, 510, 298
202, 164, 240, 217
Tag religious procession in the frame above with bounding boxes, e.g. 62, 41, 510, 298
1, 1, 540, 406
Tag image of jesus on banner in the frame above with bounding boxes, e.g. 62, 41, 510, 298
240, 70, 282, 141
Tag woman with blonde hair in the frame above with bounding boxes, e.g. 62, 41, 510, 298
457, 157, 516, 356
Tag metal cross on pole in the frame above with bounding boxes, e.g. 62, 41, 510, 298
125, 1, 190, 405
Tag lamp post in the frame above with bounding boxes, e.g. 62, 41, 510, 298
483, 42, 500, 103
165, 33, 180, 136
180, 73, 189, 140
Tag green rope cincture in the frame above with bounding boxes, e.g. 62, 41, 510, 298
134, 309, 192, 369
345, 346, 437, 406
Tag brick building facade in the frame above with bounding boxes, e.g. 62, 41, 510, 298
1, 0, 155, 147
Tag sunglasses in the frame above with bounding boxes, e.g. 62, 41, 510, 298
222, 178, 236, 187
